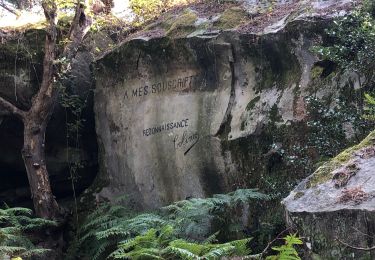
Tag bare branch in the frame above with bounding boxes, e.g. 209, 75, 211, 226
67, 1, 84, 40
336, 238, 375, 251
0, 96, 25, 119
0, 1, 21, 16
41, 0, 57, 28
65, 0, 92, 59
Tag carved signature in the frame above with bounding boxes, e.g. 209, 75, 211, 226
173, 131, 200, 155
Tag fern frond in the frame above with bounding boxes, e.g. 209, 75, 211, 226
95, 227, 130, 240
20, 248, 51, 257
0, 246, 26, 255
2, 208, 33, 216
228, 238, 252, 255
92, 239, 116, 260
163, 246, 198, 260
202, 245, 235, 259
203, 231, 219, 244
168, 239, 205, 255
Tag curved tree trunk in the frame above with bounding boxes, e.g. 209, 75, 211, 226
22, 119, 59, 219
0, 1, 91, 256
16, 18, 61, 219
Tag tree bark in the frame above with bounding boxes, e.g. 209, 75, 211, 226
0, 2, 91, 257
22, 118, 59, 219
18, 7, 61, 219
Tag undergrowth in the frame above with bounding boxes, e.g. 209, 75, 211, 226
66, 189, 273, 259
0, 206, 57, 259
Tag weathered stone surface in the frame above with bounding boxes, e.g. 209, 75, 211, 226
94, 0, 370, 210
283, 131, 375, 259
95, 38, 234, 207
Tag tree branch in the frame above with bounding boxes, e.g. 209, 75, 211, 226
0, 1, 20, 17
0, 96, 25, 119
65, 0, 92, 59
29, 0, 58, 119
41, 0, 57, 30
336, 238, 375, 251
30, 0, 92, 119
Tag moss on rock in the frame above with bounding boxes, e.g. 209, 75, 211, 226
306, 129, 375, 188
165, 9, 198, 38
311, 65, 324, 80
246, 96, 260, 111
213, 7, 249, 30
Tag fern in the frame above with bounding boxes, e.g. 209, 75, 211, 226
163, 189, 271, 240
163, 246, 197, 260
112, 225, 252, 260
266, 234, 303, 260
0, 206, 56, 259
364, 93, 375, 121
365, 93, 375, 105
70, 189, 269, 260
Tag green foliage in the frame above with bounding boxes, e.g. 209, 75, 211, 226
130, 0, 164, 22
266, 234, 302, 260
364, 93, 375, 121
275, 94, 370, 179
305, 96, 366, 158
110, 225, 251, 260
0, 206, 57, 259
129, 0, 187, 24
162, 189, 271, 240
69, 189, 270, 259
56, 0, 76, 11
313, 0, 375, 83
129, 0, 197, 25
314, 4, 375, 74
312, 0, 375, 141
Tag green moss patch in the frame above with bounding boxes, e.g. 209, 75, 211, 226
164, 9, 198, 38
310, 65, 324, 80
294, 191, 305, 200
213, 7, 249, 30
306, 129, 375, 188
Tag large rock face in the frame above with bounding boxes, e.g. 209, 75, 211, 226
283, 131, 375, 259
94, 0, 370, 209
95, 38, 234, 207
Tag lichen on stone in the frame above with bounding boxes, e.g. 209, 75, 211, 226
306, 129, 375, 188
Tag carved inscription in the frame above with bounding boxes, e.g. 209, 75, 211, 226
125, 74, 200, 99
143, 119, 189, 137
173, 131, 200, 155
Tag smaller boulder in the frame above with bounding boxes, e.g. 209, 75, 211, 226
283, 130, 375, 259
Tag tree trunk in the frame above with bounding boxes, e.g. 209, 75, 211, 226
21, 118, 59, 220
0, 0, 91, 222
